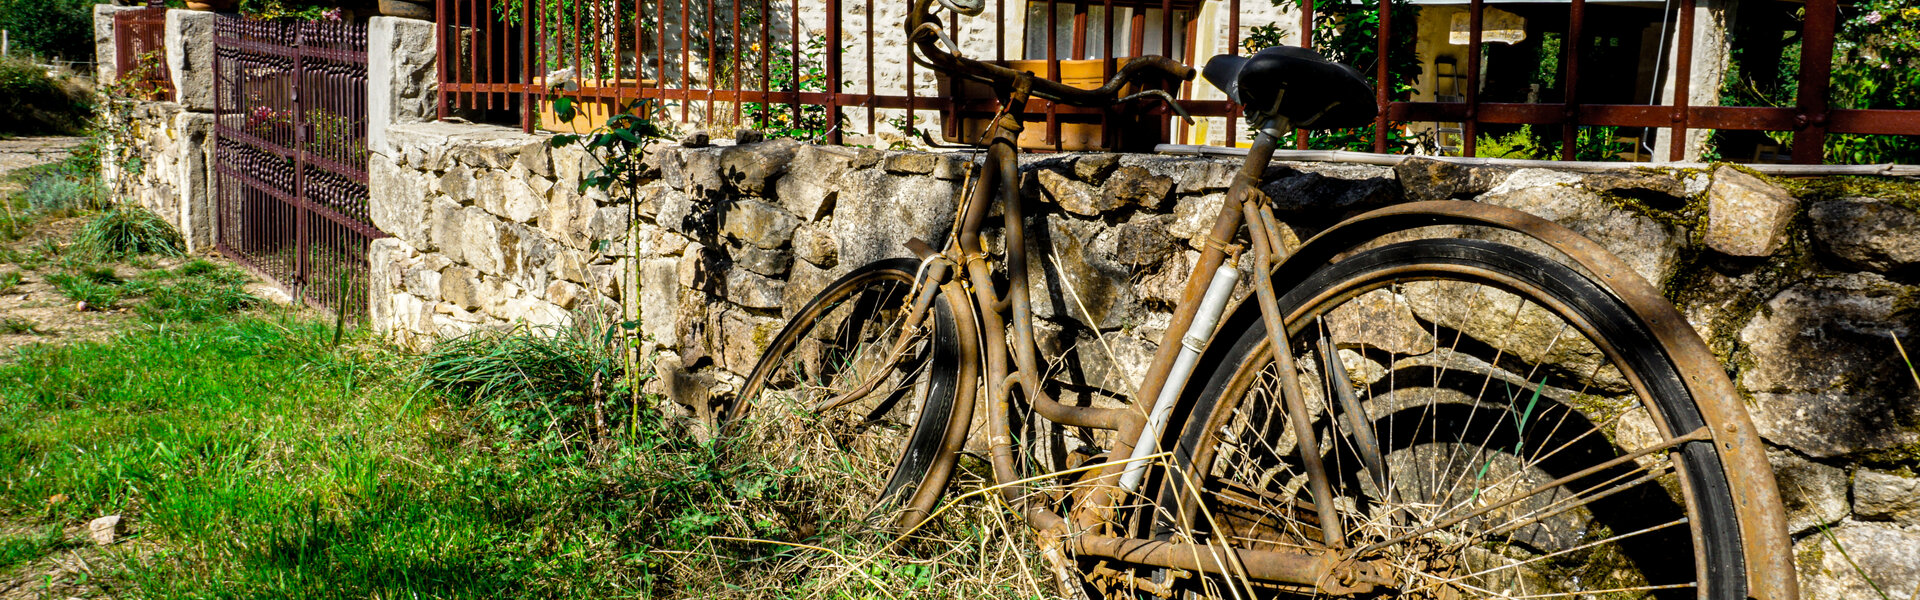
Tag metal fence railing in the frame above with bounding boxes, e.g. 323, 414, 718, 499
437, 0, 1920, 163
213, 16, 383, 317
113, 3, 174, 100
436, 0, 1242, 150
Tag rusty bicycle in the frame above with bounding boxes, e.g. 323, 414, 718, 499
723, 1, 1796, 598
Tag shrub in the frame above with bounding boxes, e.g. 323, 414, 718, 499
419, 316, 633, 445
0, 56, 90, 135
74, 206, 184, 258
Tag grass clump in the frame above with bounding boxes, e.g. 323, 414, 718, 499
45, 269, 121, 309
419, 318, 631, 445
134, 259, 257, 322
73, 205, 182, 259
0, 317, 42, 334
0, 270, 21, 294
0, 526, 80, 572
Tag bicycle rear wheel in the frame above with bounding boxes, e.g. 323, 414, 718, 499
1146, 238, 1749, 599
731, 258, 963, 531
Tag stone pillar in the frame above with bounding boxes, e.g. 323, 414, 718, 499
173, 111, 217, 253
94, 4, 142, 83
367, 16, 439, 159
165, 9, 218, 112
1653, 0, 1736, 162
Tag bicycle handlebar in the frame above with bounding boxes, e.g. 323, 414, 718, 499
907, 0, 1195, 109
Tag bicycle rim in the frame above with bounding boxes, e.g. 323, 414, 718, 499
1146, 238, 1744, 600
732, 258, 962, 528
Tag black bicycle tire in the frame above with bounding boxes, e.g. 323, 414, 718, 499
732, 258, 964, 508
1150, 238, 1746, 599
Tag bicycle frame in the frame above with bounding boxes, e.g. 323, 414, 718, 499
827, 6, 1800, 596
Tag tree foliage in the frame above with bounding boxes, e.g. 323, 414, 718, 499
1242, 0, 1423, 152
1721, 0, 1920, 164
0, 0, 99, 61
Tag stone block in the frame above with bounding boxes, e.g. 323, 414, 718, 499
792, 221, 839, 269
457, 206, 507, 275
1855, 469, 1920, 525
1022, 214, 1138, 329
171, 111, 215, 252
89, 515, 124, 545
1037, 169, 1106, 216
719, 137, 799, 195
720, 199, 799, 249
725, 269, 786, 309
933, 154, 973, 181
1261, 161, 1402, 218
731, 244, 793, 277
1741, 273, 1920, 457
1102, 165, 1173, 211
773, 144, 866, 220
367, 16, 437, 156
883, 152, 939, 174
1810, 197, 1920, 272
636, 257, 680, 348
587, 204, 631, 248
440, 265, 481, 310
1073, 154, 1120, 181
517, 140, 554, 178
479, 278, 526, 319
828, 169, 957, 267
1794, 523, 1920, 600
1119, 155, 1239, 195
479, 164, 544, 223
1474, 168, 1682, 287
1767, 449, 1849, 535
712, 304, 782, 375
370, 155, 434, 250
165, 9, 216, 111
1395, 157, 1519, 202
1705, 166, 1798, 257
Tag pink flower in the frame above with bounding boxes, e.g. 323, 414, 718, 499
1866, 11, 1883, 24
324, 8, 342, 20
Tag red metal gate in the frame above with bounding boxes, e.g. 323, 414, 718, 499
212, 16, 383, 316
112, 3, 173, 100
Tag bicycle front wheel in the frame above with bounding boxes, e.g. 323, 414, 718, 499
1150, 238, 1748, 600
731, 258, 964, 531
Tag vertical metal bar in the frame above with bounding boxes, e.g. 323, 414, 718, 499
684, 0, 693, 121
1047, 0, 1059, 149
1561, 0, 1584, 161
522, 0, 534, 132
759, 0, 769, 109
294, 26, 309, 301
787, 0, 797, 128
1372, 0, 1390, 153
1225, 0, 1239, 143
1668, 0, 1695, 162
825, 0, 842, 144
1072, 2, 1088, 60
1792, 0, 1836, 164
1102, 0, 1113, 70
865, 0, 874, 136
705, 0, 716, 123
905, 1, 916, 142
1179, 14, 1196, 143
1464, 0, 1482, 157
1296, 0, 1312, 149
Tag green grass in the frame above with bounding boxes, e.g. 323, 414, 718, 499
0, 270, 21, 294
0, 312, 1048, 598
38, 259, 256, 319
0, 525, 81, 572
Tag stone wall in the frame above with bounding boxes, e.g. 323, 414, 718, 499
111, 102, 216, 253
368, 124, 1920, 598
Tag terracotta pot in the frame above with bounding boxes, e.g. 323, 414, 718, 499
376, 0, 433, 19
185, 0, 236, 11
532, 77, 659, 134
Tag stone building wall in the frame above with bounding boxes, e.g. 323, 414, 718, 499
367, 125, 1920, 598
111, 102, 217, 254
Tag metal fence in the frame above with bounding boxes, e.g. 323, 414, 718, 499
213, 16, 383, 317
438, 0, 1920, 163
113, 4, 173, 100
436, 0, 1237, 150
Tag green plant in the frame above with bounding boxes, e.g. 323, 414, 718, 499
134, 260, 259, 323
1719, 1, 1920, 163
0, 526, 79, 570
0, 55, 91, 135
0, 270, 22, 294
419, 317, 634, 445
74, 206, 184, 258
235, 0, 344, 21
22, 171, 101, 213
743, 37, 840, 142
0, 0, 98, 61
0, 317, 43, 335
47, 271, 122, 309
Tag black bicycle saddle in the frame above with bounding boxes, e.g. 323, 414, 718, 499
1203, 46, 1377, 129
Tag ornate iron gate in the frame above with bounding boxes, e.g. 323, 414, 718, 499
212, 16, 382, 316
